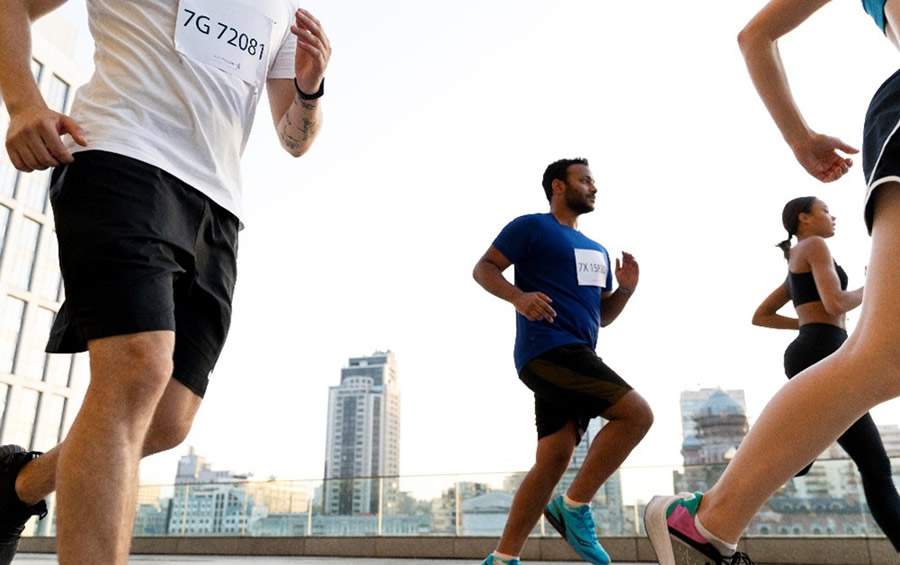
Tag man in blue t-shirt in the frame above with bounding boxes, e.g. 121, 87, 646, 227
473, 158, 653, 565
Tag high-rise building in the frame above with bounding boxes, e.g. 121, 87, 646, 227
0, 14, 88, 536
679, 388, 746, 452
675, 389, 749, 494
323, 351, 400, 515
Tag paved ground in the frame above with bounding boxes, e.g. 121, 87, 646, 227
17, 556, 647, 564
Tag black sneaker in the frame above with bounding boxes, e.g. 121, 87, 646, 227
0, 445, 47, 565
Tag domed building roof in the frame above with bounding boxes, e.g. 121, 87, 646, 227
699, 390, 744, 416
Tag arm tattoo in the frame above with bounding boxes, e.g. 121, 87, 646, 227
279, 99, 320, 152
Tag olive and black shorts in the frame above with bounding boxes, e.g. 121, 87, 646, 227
518, 343, 633, 444
46, 150, 239, 398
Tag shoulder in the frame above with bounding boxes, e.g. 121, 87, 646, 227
505, 213, 546, 230
796, 236, 830, 257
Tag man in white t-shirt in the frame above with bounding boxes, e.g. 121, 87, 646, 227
0, 2, 330, 563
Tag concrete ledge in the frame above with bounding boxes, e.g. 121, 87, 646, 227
17, 536, 898, 563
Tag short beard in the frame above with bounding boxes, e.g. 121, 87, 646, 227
564, 185, 594, 214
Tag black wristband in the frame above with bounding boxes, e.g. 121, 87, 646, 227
294, 78, 325, 100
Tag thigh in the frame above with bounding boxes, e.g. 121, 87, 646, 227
851, 183, 900, 399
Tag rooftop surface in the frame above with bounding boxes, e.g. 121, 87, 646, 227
18, 556, 640, 564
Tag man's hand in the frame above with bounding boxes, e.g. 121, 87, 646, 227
513, 292, 556, 323
615, 252, 639, 292
291, 9, 331, 95
6, 104, 86, 172
791, 132, 858, 183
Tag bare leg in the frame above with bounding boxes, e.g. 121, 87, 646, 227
56, 331, 175, 565
14, 378, 201, 506
566, 391, 653, 503
496, 421, 577, 556
697, 184, 900, 543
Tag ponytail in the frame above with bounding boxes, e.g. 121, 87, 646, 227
778, 196, 816, 262
775, 237, 792, 260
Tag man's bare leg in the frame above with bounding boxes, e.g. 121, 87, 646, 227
55, 331, 174, 565
496, 421, 577, 556
566, 391, 653, 503
14, 378, 201, 506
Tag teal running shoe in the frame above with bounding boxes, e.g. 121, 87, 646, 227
481, 554, 521, 565
543, 495, 610, 564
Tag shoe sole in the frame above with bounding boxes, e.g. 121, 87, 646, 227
644, 494, 720, 565
543, 506, 567, 539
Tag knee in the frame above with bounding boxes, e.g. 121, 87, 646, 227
537, 444, 574, 475
145, 415, 192, 454
94, 334, 174, 409
618, 396, 653, 438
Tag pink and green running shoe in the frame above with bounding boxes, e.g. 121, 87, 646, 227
644, 492, 755, 565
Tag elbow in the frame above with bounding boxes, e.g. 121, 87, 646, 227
737, 22, 768, 55
821, 300, 844, 317
283, 144, 309, 158
472, 263, 485, 284
751, 306, 771, 327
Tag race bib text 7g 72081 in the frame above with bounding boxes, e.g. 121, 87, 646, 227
174, 0, 275, 87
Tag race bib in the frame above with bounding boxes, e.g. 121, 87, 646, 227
174, 0, 275, 87
574, 248, 609, 288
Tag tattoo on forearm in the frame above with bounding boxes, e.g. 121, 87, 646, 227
279, 101, 319, 152
297, 97, 318, 111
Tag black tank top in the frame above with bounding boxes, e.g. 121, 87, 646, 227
788, 261, 849, 307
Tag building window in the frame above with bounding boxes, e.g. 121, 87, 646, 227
16, 306, 55, 380
17, 169, 52, 214
5, 387, 39, 447
0, 152, 17, 200
7, 218, 41, 290
44, 353, 73, 387
0, 296, 26, 374
33, 228, 61, 300
46, 75, 69, 113
0, 206, 11, 260
32, 393, 65, 451
31, 59, 43, 82
0, 384, 9, 437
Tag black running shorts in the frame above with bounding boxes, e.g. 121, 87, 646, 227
46, 150, 239, 398
518, 343, 633, 444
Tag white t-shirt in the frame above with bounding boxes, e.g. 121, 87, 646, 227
65, 0, 300, 220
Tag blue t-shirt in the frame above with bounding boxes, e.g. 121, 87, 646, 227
492, 213, 613, 372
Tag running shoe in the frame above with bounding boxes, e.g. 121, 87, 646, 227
644, 492, 755, 565
0, 445, 46, 565
481, 554, 521, 565
543, 495, 610, 564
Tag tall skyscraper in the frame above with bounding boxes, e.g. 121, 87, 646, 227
0, 14, 88, 535
323, 351, 400, 515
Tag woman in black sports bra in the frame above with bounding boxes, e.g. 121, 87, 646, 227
752, 197, 900, 548
645, 0, 900, 562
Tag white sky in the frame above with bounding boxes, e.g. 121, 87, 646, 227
45, 0, 900, 502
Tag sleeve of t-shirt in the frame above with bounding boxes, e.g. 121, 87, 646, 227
492, 215, 536, 265
268, 16, 299, 79
604, 249, 613, 290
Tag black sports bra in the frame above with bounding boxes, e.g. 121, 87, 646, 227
788, 262, 849, 307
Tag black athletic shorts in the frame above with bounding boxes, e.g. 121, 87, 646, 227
518, 343, 633, 445
45, 150, 239, 398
